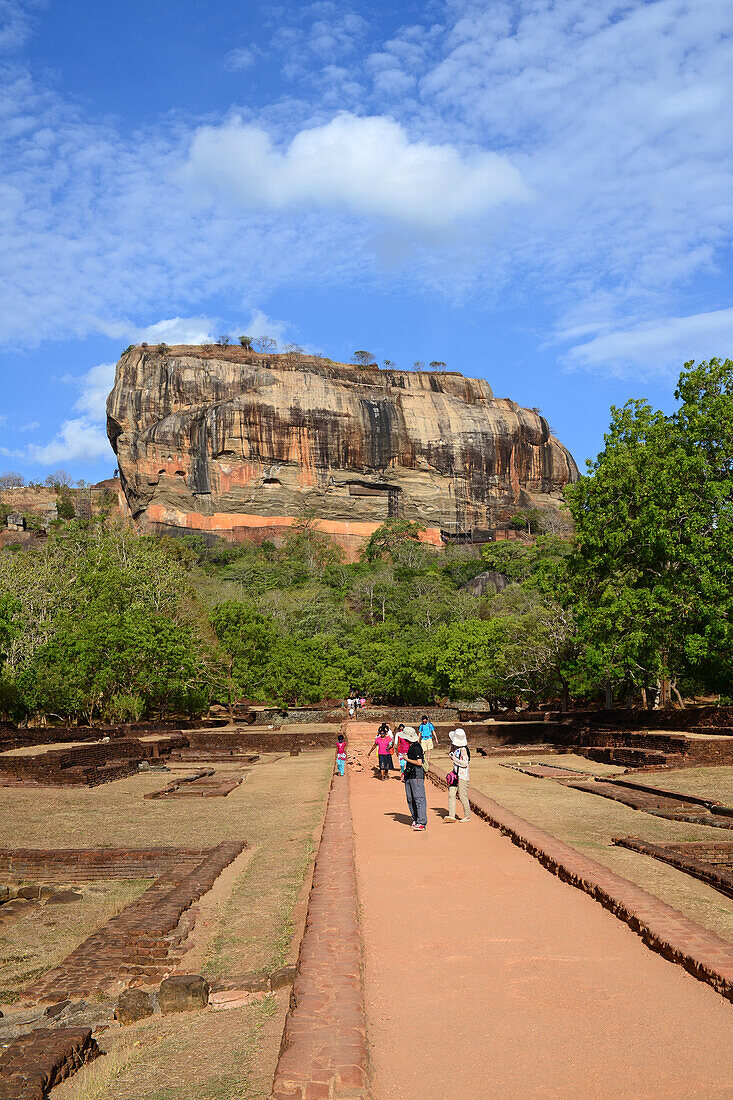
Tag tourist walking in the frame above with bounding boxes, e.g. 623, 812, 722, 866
336, 733, 348, 777
394, 723, 409, 778
418, 714, 438, 766
401, 725, 427, 830
446, 728, 471, 822
347, 696, 355, 718
368, 723, 394, 780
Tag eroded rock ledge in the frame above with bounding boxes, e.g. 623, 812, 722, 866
107, 345, 578, 550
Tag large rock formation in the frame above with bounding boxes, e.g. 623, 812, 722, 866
107, 346, 578, 551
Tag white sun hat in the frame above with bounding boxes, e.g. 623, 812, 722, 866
449, 728, 468, 747
401, 725, 419, 743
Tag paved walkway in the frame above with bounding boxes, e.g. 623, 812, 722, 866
349, 763, 733, 1100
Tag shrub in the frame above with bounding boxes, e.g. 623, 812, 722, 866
107, 693, 146, 722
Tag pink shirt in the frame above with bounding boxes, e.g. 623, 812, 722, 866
374, 734, 392, 754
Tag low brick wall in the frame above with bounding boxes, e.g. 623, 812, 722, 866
0, 846, 220, 881
615, 838, 733, 899
0, 843, 246, 1003
180, 731, 334, 755
271, 773, 371, 1099
427, 767, 733, 1003
0, 735, 188, 788
0, 1026, 99, 1099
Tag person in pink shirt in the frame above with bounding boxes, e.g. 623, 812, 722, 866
367, 723, 393, 780
394, 723, 409, 778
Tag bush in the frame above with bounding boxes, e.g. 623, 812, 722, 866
106, 693, 146, 722
56, 493, 75, 520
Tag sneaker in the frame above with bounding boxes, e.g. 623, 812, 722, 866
445, 816, 456, 821
458, 816, 470, 822
414, 824, 426, 831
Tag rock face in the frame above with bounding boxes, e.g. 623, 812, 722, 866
107, 346, 578, 551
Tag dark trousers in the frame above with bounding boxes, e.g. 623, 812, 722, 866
405, 771, 427, 826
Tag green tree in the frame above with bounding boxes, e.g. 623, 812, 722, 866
362, 519, 426, 562
565, 359, 733, 706
210, 601, 276, 705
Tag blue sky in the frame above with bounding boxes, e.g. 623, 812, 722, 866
1, 0, 732, 482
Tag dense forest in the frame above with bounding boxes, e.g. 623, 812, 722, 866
1, 358, 732, 723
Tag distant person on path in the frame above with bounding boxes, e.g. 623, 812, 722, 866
418, 715, 438, 766
368, 724, 394, 781
336, 733, 348, 777
446, 728, 471, 822
347, 696, 355, 718
401, 725, 427, 830
360, 695, 366, 711
394, 723, 409, 778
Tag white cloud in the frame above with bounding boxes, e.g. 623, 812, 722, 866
72, 362, 116, 421
244, 308, 292, 346
0, 0, 732, 393
26, 418, 111, 466
186, 112, 531, 228
0, 0, 36, 53
565, 306, 733, 376
133, 316, 215, 346
225, 47, 255, 71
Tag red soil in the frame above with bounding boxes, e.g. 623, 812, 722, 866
349, 766, 733, 1099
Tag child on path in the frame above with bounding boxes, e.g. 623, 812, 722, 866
336, 733, 348, 777
418, 715, 438, 766
368, 724, 393, 780
401, 725, 428, 830
446, 728, 471, 821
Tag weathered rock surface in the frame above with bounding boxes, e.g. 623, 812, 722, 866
158, 974, 209, 1014
460, 570, 512, 598
107, 346, 578, 549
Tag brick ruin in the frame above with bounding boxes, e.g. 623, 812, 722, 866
0, 1027, 100, 1100
0, 843, 245, 1003
615, 838, 733, 900
145, 767, 249, 798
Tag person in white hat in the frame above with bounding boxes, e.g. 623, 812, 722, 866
446, 728, 471, 822
401, 726, 428, 830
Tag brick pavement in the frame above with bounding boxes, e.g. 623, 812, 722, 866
270, 770, 370, 1100
427, 766, 733, 1002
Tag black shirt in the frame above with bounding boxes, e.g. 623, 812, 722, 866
404, 740, 424, 779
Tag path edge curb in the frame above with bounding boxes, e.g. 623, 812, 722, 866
270, 768, 372, 1099
427, 766, 733, 1003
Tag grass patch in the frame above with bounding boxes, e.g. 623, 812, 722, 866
0, 879, 151, 1004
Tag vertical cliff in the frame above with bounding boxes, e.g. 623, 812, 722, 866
107, 346, 578, 548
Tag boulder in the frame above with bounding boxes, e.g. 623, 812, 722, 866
17, 885, 40, 900
461, 570, 512, 598
107, 347, 578, 555
158, 974, 209, 1015
115, 989, 155, 1025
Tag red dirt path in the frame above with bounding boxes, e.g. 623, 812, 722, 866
349, 764, 733, 1099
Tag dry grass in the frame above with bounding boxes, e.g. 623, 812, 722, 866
0, 880, 150, 1005
54, 990, 287, 1100
447, 749, 733, 944
1, 751, 333, 1098
632, 765, 733, 804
